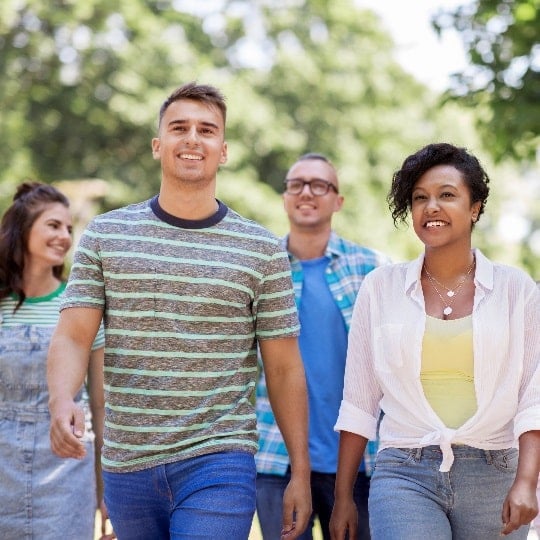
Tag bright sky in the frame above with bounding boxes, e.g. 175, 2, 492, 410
355, 0, 470, 91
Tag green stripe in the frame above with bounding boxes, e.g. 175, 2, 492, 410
106, 310, 252, 323
105, 365, 255, 378
106, 291, 246, 308
104, 383, 254, 397
100, 251, 263, 279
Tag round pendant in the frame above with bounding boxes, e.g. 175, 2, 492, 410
447, 290, 455, 297
443, 306, 453, 316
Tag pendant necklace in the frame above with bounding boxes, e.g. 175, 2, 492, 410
423, 258, 475, 319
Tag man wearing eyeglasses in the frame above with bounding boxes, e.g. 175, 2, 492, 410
255, 153, 391, 540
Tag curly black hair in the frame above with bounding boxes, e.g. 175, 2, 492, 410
388, 143, 490, 226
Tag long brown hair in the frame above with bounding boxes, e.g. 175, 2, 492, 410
0, 181, 70, 311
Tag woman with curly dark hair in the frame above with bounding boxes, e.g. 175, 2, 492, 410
0, 182, 108, 539
330, 143, 539, 539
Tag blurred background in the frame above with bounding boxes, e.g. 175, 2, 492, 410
1, 0, 538, 276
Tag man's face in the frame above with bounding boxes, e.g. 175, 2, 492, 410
151, 99, 227, 188
283, 159, 343, 231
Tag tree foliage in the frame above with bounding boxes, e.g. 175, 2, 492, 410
0, 0, 538, 276
433, 0, 540, 162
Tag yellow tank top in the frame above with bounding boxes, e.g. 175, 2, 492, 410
421, 315, 477, 429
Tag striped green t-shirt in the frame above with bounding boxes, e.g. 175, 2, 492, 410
62, 197, 300, 472
0, 282, 105, 350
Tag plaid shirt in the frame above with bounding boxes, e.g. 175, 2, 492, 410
255, 231, 391, 476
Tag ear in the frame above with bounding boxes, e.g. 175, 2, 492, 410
333, 194, 345, 213
471, 201, 481, 221
219, 142, 228, 165
151, 137, 161, 160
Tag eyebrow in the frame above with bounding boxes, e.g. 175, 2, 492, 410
413, 183, 459, 191
285, 176, 333, 183
167, 119, 220, 130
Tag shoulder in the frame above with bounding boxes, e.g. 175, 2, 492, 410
476, 249, 537, 292
329, 233, 391, 264
86, 200, 155, 233
221, 207, 283, 250
363, 260, 409, 287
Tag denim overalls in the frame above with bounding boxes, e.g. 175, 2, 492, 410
0, 318, 96, 539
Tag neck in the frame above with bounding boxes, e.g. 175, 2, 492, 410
423, 247, 475, 279
287, 227, 331, 260
22, 266, 61, 298
158, 183, 218, 220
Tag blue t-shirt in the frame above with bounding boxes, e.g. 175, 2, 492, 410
298, 256, 354, 473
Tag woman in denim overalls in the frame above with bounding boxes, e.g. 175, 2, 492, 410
0, 182, 106, 539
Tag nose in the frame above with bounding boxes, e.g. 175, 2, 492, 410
299, 182, 313, 196
425, 196, 440, 213
59, 226, 72, 242
185, 126, 200, 144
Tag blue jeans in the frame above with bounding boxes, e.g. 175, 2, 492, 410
103, 451, 256, 539
256, 469, 371, 540
369, 446, 529, 540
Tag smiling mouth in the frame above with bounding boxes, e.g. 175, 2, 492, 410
425, 220, 448, 228
180, 154, 203, 160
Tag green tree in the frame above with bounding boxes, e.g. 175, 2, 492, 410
1, 0, 536, 276
433, 0, 540, 162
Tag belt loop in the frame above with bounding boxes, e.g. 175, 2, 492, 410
414, 447, 422, 461
485, 450, 492, 464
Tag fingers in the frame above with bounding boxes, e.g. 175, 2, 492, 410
49, 401, 87, 459
501, 499, 536, 535
281, 483, 312, 539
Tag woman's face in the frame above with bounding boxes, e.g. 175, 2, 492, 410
25, 203, 73, 269
411, 164, 481, 250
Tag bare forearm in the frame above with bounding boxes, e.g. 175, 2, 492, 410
515, 430, 540, 487
47, 333, 91, 403
260, 337, 310, 474
334, 431, 368, 498
267, 361, 310, 474
47, 307, 102, 404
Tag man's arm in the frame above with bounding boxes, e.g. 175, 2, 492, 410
47, 307, 103, 459
259, 336, 311, 539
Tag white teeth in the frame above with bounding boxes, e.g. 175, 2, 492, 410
181, 154, 202, 160
426, 221, 447, 228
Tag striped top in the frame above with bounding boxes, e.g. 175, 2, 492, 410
0, 283, 105, 350
62, 197, 300, 472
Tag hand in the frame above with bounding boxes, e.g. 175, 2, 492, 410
97, 499, 116, 540
48, 397, 87, 459
281, 473, 312, 539
501, 479, 538, 535
329, 496, 358, 540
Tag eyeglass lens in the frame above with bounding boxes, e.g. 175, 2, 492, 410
285, 179, 335, 195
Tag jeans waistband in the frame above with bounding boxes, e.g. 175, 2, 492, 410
397, 445, 515, 462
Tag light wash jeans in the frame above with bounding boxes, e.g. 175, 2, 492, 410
369, 445, 529, 540
103, 451, 256, 539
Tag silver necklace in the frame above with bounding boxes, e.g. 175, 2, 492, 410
423, 259, 475, 319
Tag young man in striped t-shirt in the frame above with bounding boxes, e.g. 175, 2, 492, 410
47, 82, 311, 539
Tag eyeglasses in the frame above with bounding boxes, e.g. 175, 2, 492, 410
283, 178, 339, 196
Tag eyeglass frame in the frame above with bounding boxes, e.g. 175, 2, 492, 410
283, 178, 339, 196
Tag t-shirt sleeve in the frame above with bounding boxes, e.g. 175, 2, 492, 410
61, 221, 106, 312
253, 246, 299, 340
